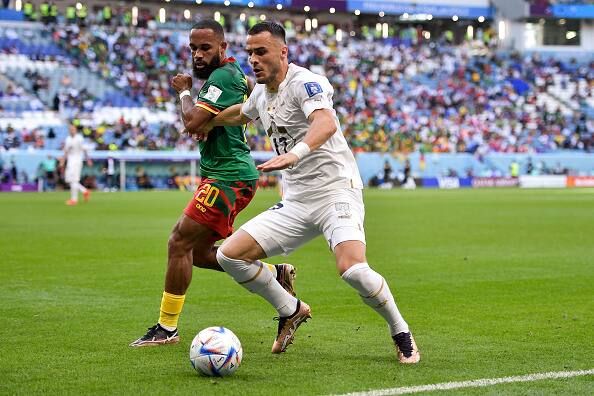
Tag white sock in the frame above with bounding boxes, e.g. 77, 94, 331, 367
77, 182, 88, 194
216, 250, 297, 317
342, 263, 409, 336
70, 183, 78, 201
265, 263, 278, 278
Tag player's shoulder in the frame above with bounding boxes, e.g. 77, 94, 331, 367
288, 64, 331, 95
209, 60, 244, 84
289, 64, 328, 84
250, 83, 266, 98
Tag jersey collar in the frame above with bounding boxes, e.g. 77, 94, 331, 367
221, 57, 236, 65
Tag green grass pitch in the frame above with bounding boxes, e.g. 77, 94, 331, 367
1, 188, 593, 395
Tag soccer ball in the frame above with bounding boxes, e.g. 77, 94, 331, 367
189, 326, 243, 377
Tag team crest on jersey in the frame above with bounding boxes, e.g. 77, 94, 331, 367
204, 85, 223, 103
304, 82, 323, 97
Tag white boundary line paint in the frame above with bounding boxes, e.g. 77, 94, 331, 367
332, 369, 594, 396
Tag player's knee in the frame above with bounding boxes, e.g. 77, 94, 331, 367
216, 248, 238, 271
219, 231, 265, 262
334, 240, 367, 275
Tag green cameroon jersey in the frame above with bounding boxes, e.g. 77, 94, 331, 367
195, 57, 259, 181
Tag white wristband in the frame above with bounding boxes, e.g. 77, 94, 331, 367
179, 90, 191, 100
289, 142, 311, 161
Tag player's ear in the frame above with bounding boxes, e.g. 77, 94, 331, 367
280, 45, 288, 60
220, 40, 228, 56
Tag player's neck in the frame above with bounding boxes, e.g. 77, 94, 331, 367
266, 63, 289, 93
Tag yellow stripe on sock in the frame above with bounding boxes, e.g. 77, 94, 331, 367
265, 263, 276, 274
238, 262, 263, 285
159, 291, 186, 329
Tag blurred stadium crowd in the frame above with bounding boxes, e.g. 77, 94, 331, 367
1, 4, 593, 158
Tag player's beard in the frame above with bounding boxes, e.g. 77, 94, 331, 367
193, 54, 221, 80
256, 62, 281, 85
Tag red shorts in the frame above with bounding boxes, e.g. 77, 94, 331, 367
183, 178, 258, 241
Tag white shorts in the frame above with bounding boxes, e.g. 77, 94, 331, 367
65, 161, 82, 184
240, 188, 366, 257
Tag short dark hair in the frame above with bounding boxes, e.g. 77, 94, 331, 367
248, 21, 286, 43
191, 19, 225, 39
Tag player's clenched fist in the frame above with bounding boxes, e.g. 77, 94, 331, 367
171, 74, 192, 93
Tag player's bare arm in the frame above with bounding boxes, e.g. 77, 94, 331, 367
209, 103, 251, 127
172, 73, 214, 137
257, 108, 336, 172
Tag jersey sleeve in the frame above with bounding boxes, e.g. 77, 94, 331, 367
295, 75, 334, 119
195, 68, 246, 115
241, 84, 262, 120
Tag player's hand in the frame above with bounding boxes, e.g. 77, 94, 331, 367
257, 153, 299, 172
86, 159, 93, 167
172, 73, 193, 93
182, 127, 208, 142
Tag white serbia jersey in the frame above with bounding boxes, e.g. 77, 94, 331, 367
242, 63, 363, 200
64, 134, 86, 164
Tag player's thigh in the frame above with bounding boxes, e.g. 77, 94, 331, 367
314, 188, 367, 254
239, 200, 318, 258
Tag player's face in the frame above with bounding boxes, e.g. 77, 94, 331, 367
246, 32, 287, 85
189, 29, 227, 80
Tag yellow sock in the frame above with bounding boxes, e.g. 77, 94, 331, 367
263, 262, 277, 278
158, 291, 185, 330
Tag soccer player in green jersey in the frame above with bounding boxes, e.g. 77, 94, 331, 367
131, 20, 295, 347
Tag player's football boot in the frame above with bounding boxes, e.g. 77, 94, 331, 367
83, 190, 90, 202
275, 263, 297, 297
271, 300, 311, 354
65, 199, 77, 206
129, 323, 179, 347
392, 331, 420, 364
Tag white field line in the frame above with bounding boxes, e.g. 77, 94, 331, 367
331, 368, 594, 396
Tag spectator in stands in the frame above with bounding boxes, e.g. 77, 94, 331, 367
52, 93, 60, 111
2, 18, 593, 155
65, 4, 76, 24
23, 2, 34, 21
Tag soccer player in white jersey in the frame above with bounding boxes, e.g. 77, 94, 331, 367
63, 126, 91, 205
201, 22, 420, 363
